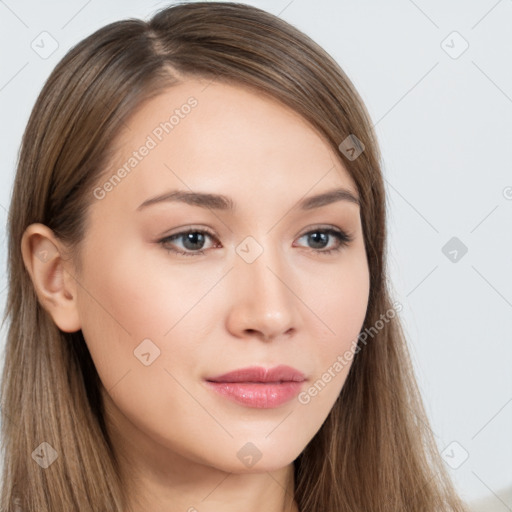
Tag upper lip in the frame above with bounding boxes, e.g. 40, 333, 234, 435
205, 365, 306, 383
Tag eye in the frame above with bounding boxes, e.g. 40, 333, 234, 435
158, 226, 354, 257
159, 228, 219, 257
294, 227, 354, 255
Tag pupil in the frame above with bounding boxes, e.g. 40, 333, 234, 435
184, 232, 205, 250
309, 232, 327, 249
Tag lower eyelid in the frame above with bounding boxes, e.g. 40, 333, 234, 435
159, 227, 353, 256
161, 231, 218, 250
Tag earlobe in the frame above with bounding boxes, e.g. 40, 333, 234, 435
20, 223, 82, 333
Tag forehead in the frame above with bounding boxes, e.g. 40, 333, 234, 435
96, 79, 358, 213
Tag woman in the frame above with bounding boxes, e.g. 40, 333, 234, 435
0, 2, 470, 510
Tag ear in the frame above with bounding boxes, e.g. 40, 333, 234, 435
20, 223, 82, 333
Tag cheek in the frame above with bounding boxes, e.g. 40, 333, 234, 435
284, 254, 369, 449
78, 241, 209, 333
307, 248, 370, 345
300, 250, 369, 396
75, 244, 225, 389
75, 254, 207, 449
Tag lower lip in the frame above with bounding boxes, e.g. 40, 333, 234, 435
205, 381, 304, 408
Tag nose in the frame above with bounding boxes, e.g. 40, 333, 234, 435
225, 244, 300, 342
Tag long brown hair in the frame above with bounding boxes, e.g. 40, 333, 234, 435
1, 2, 469, 510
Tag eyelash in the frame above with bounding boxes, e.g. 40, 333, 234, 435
158, 226, 354, 257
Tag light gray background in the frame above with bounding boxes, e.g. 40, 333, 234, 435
1, 1, 511, 510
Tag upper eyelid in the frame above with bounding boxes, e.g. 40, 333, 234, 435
160, 225, 353, 246
161, 224, 349, 239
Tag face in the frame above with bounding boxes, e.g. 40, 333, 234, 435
69, 79, 370, 475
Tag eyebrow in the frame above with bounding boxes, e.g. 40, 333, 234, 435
136, 187, 360, 212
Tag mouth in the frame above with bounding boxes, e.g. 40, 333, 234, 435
204, 365, 306, 408
205, 364, 306, 383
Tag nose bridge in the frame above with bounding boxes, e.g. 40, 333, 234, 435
238, 235, 287, 299
230, 233, 297, 339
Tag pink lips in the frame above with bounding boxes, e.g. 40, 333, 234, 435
205, 365, 306, 409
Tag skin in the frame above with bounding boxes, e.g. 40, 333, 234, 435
21, 79, 370, 512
